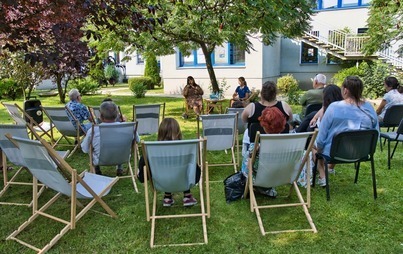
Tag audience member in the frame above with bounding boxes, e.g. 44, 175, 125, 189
66, 89, 92, 132
81, 101, 126, 176
375, 76, 403, 123
183, 76, 204, 118
315, 76, 378, 187
138, 118, 200, 207
231, 77, 251, 107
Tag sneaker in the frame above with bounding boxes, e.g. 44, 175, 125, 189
183, 195, 197, 207
163, 197, 175, 207
317, 177, 327, 187
328, 168, 336, 174
256, 187, 277, 198
116, 169, 124, 176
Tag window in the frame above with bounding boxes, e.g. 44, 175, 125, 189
316, 0, 370, 10
179, 43, 245, 67
137, 54, 144, 64
301, 42, 318, 64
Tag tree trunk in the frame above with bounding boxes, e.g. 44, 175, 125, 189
200, 43, 219, 93
56, 74, 65, 103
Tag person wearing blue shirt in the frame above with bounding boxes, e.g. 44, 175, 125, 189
315, 76, 378, 186
231, 77, 251, 107
66, 89, 93, 132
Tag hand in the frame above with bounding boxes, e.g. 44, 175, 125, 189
309, 118, 317, 128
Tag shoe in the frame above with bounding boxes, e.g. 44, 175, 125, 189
256, 187, 277, 198
182, 113, 188, 119
328, 168, 336, 174
163, 197, 175, 207
116, 169, 124, 176
317, 177, 327, 187
183, 194, 197, 207
95, 166, 102, 175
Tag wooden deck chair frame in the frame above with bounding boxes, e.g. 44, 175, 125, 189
132, 103, 165, 135
41, 106, 86, 157
226, 108, 246, 167
243, 130, 318, 235
5, 134, 118, 254
88, 122, 139, 192
197, 114, 238, 173
141, 138, 210, 248
183, 98, 204, 119
380, 119, 403, 169
0, 124, 47, 207
88, 105, 124, 124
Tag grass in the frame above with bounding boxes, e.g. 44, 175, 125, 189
0, 90, 402, 253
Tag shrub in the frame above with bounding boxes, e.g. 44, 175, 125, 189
331, 65, 365, 86
144, 53, 161, 89
360, 60, 390, 99
129, 77, 152, 98
69, 76, 100, 95
104, 64, 120, 86
276, 74, 301, 104
0, 78, 23, 100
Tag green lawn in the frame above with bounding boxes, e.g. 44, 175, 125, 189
0, 92, 402, 253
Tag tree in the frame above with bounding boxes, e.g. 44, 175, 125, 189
122, 1, 315, 92
144, 52, 161, 88
364, 0, 403, 57
0, 1, 155, 102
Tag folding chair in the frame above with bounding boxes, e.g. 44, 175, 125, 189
197, 114, 238, 172
244, 130, 318, 235
133, 103, 165, 135
89, 122, 139, 192
379, 104, 403, 150
304, 103, 322, 117
380, 119, 403, 169
1, 102, 27, 125
313, 129, 378, 201
183, 99, 204, 119
5, 135, 118, 254
88, 105, 124, 124
141, 138, 209, 247
41, 106, 86, 157
226, 108, 246, 166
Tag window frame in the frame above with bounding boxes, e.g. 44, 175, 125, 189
315, 0, 370, 10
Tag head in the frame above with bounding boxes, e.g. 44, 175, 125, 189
187, 76, 195, 85
231, 100, 244, 108
157, 118, 182, 141
323, 84, 343, 111
384, 76, 400, 91
342, 76, 364, 103
258, 107, 286, 134
99, 101, 118, 122
260, 81, 277, 102
238, 77, 247, 87
68, 89, 81, 101
102, 97, 113, 102
313, 74, 326, 88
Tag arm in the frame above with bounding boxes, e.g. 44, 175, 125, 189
183, 85, 189, 97
281, 101, 293, 122
300, 92, 308, 106
242, 103, 253, 123
80, 128, 92, 153
376, 99, 387, 115
316, 105, 334, 153
309, 107, 324, 127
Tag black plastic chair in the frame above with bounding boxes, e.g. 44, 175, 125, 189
313, 129, 378, 201
380, 119, 403, 169
304, 103, 322, 117
379, 104, 403, 150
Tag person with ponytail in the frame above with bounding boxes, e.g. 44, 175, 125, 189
376, 76, 403, 123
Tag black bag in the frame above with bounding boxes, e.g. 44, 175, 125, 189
224, 171, 246, 203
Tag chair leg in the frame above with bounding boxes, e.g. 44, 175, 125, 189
390, 140, 400, 159
370, 158, 377, 199
312, 158, 318, 187
324, 162, 330, 201
354, 162, 360, 183
387, 139, 391, 170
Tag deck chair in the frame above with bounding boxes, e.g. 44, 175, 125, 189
197, 114, 238, 172
313, 129, 378, 201
41, 106, 86, 157
380, 119, 403, 169
141, 138, 209, 247
5, 135, 118, 254
0, 124, 69, 207
244, 130, 318, 235
183, 99, 204, 119
88, 105, 124, 124
133, 103, 165, 135
226, 108, 246, 166
89, 122, 139, 192
379, 104, 403, 150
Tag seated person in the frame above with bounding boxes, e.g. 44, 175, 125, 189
231, 77, 251, 107
241, 107, 287, 198
138, 118, 200, 207
375, 76, 403, 124
183, 76, 204, 118
81, 101, 127, 176
66, 89, 93, 132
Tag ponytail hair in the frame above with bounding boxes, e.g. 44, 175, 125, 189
384, 76, 400, 89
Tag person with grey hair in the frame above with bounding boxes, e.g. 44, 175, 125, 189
66, 88, 92, 132
300, 74, 326, 111
81, 101, 125, 176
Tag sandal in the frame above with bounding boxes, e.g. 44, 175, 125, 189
0, 166, 13, 172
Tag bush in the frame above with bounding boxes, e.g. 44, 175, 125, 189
361, 60, 390, 99
0, 78, 23, 100
332, 65, 365, 86
129, 77, 152, 98
144, 53, 161, 89
69, 76, 100, 95
104, 64, 120, 86
276, 74, 301, 104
